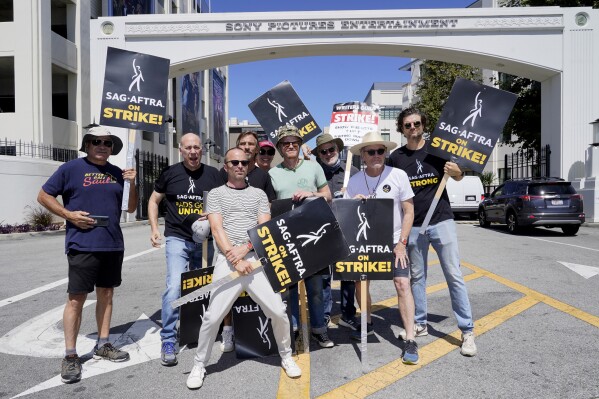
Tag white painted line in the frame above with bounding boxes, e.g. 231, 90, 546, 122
0, 278, 69, 309
527, 237, 599, 253
0, 246, 163, 309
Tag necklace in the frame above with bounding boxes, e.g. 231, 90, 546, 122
363, 166, 384, 198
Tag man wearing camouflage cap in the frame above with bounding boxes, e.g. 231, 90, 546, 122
268, 125, 334, 348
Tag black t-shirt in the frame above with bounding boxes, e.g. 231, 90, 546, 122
154, 163, 221, 240
218, 165, 276, 202
387, 143, 454, 227
316, 159, 359, 198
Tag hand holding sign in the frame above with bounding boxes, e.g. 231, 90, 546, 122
419, 78, 517, 232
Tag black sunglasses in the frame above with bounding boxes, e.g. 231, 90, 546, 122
403, 121, 422, 129
259, 148, 276, 156
226, 160, 250, 167
364, 148, 386, 156
90, 139, 113, 147
319, 147, 337, 156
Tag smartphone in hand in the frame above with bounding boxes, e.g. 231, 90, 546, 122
89, 215, 109, 227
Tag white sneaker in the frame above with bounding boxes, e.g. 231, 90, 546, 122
186, 365, 206, 389
281, 357, 302, 378
220, 328, 234, 353
398, 324, 428, 340
461, 331, 477, 357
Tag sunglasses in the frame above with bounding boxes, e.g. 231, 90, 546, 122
280, 141, 300, 148
364, 148, 386, 156
319, 147, 337, 156
403, 121, 422, 129
226, 160, 250, 167
259, 148, 276, 156
90, 139, 113, 147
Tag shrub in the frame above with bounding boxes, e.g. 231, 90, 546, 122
25, 204, 54, 229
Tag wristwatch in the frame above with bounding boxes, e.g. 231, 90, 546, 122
399, 238, 408, 246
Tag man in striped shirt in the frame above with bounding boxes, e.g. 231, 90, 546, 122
186, 148, 301, 390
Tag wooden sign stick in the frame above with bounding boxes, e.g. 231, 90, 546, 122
299, 280, 310, 354
359, 274, 368, 373
418, 173, 450, 234
342, 151, 353, 190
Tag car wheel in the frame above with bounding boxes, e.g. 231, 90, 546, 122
478, 209, 490, 227
506, 211, 519, 234
561, 225, 579, 236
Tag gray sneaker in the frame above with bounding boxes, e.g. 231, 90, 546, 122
93, 343, 130, 362
161, 341, 178, 366
61, 354, 82, 384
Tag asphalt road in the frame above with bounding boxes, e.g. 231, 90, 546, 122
0, 222, 598, 399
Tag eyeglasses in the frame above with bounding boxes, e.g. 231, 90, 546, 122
226, 160, 250, 167
90, 139, 113, 147
319, 147, 337, 156
403, 121, 422, 129
364, 148, 386, 156
259, 148, 276, 156
280, 141, 300, 148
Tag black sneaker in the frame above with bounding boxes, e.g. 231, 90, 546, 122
93, 343, 130, 362
402, 339, 419, 365
61, 354, 82, 384
350, 322, 374, 340
311, 332, 334, 348
338, 316, 359, 331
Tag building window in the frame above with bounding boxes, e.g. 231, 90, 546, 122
380, 132, 390, 142
0, 57, 15, 112
51, 70, 70, 120
0, 0, 13, 22
142, 131, 153, 141
380, 107, 401, 120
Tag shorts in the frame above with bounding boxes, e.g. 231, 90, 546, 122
393, 243, 410, 278
67, 250, 124, 294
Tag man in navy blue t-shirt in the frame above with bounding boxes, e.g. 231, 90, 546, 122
38, 126, 138, 384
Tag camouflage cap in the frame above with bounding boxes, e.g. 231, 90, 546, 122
276, 125, 303, 144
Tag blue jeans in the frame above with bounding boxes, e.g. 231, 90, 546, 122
323, 275, 356, 321
408, 219, 474, 333
289, 274, 327, 334
161, 236, 213, 343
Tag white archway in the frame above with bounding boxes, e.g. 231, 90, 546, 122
90, 6, 599, 219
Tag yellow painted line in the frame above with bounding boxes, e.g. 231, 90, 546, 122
330, 272, 484, 325
277, 352, 311, 399
316, 296, 539, 399
462, 262, 599, 328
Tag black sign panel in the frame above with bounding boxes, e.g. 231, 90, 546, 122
428, 78, 517, 173
232, 289, 294, 359
179, 267, 214, 346
100, 47, 170, 132
332, 199, 394, 280
248, 197, 349, 292
248, 80, 321, 144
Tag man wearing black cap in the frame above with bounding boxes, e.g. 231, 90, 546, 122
37, 125, 137, 384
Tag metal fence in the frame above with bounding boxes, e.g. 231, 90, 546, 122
483, 144, 551, 195
135, 149, 168, 220
0, 138, 78, 162
504, 144, 551, 181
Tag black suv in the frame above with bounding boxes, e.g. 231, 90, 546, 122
478, 178, 585, 235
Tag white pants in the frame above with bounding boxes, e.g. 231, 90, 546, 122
194, 252, 292, 366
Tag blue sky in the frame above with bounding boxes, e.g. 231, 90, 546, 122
210, 0, 475, 135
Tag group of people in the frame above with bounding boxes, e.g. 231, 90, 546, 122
38, 107, 476, 389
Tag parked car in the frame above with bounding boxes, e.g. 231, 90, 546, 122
446, 176, 484, 219
478, 177, 585, 235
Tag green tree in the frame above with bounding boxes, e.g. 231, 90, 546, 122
493, 74, 541, 150
413, 61, 482, 132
